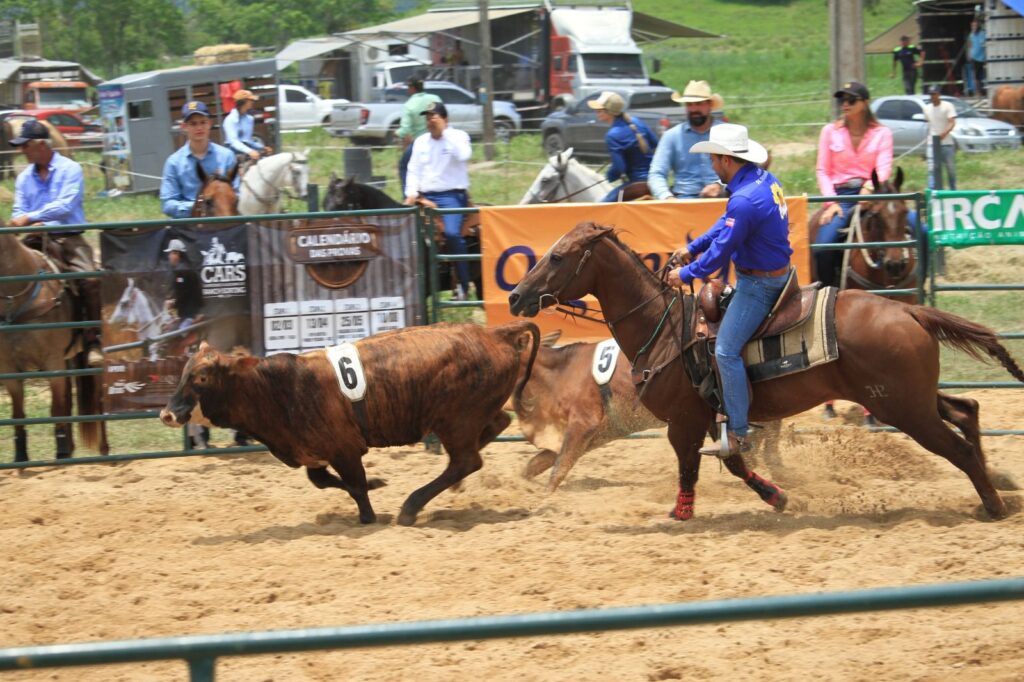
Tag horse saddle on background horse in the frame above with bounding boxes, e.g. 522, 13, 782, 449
681, 269, 839, 413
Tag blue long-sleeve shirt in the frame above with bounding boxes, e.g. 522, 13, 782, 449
12, 151, 86, 235
605, 115, 658, 184
647, 121, 721, 199
160, 142, 239, 218
679, 164, 793, 283
222, 108, 264, 155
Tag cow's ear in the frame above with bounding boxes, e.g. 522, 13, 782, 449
233, 356, 259, 371
540, 330, 561, 347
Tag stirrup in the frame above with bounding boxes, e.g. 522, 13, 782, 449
699, 425, 752, 459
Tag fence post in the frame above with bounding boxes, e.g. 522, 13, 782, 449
188, 656, 216, 681
306, 183, 319, 213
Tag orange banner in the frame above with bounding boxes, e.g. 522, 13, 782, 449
480, 198, 809, 341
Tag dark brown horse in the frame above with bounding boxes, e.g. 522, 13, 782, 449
0, 231, 107, 460
509, 222, 1024, 520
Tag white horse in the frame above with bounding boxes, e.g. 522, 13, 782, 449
109, 278, 172, 361
238, 150, 310, 215
519, 148, 613, 204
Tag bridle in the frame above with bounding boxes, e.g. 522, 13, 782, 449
193, 176, 237, 217
528, 159, 608, 204
241, 152, 308, 207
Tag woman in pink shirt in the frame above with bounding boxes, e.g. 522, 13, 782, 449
813, 81, 893, 285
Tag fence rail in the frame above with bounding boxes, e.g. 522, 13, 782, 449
1, 577, 1021, 681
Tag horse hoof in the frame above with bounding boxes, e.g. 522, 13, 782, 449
668, 491, 695, 520
771, 489, 789, 513
985, 497, 1009, 520
366, 478, 387, 490
397, 510, 418, 526
359, 512, 378, 524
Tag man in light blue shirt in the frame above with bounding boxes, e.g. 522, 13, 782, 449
160, 100, 239, 218
223, 89, 269, 162
9, 119, 102, 365
648, 80, 722, 200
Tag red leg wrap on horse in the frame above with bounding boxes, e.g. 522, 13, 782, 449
669, 490, 695, 520
744, 471, 788, 511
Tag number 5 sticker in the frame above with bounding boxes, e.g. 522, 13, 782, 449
591, 338, 620, 386
327, 342, 368, 402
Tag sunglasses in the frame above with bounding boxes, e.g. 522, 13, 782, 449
839, 95, 861, 105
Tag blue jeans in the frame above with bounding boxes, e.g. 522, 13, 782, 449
423, 189, 470, 292
813, 186, 860, 285
398, 144, 413, 195
715, 270, 790, 437
927, 138, 956, 190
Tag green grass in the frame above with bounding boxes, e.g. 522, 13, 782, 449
2, 0, 1022, 460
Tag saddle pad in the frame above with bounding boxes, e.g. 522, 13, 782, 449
591, 338, 620, 386
325, 342, 368, 402
742, 286, 839, 383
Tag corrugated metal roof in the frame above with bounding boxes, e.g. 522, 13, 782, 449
276, 36, 355, 70
346, 8, 535, 37
0, 57, 102, 85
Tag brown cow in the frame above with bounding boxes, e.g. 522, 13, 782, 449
160, 321, 540, 526
513, 332, 664, 491
991, 85, 1024, 131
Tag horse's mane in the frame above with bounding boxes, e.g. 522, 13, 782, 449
601, 227, 668, 290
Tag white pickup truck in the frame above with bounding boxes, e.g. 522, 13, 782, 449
277, 84, 349, 130
327, 81, 522, 145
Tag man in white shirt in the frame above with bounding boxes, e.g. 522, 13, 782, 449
403, 101, 473, 298
924, 86, 957, 190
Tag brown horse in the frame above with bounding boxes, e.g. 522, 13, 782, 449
509, 222, 1024, 520
0, 118, 74, 181
0, 231, 107, 460
192, 161, 240, 218
809, 169, 917, 302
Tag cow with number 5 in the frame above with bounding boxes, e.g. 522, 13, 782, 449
160, 321, 540, 526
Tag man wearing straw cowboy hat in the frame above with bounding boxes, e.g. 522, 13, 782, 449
669, 123, 793, 458
648, 80, 723, 200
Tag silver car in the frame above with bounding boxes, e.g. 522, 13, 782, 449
871, 95, 1020, 156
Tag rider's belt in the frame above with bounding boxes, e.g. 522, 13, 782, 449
737, 265, 790, 277
834, 178, 865, 190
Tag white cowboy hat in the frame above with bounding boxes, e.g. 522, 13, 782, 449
163, 238, 187, 253
671, 80, 712, 104
688, 123, 768, 165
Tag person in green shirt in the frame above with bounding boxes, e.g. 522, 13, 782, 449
397, 77, 441, 193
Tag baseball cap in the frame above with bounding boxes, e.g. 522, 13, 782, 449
182, 100, 211, 120
406, 76, 424, 91
232, 89, 258, 102
833, 81, 870, 101
672, 80, 713, 104
164, 238, 187, 253
9, 119, 50, 146
586, 91, 625, 116
420, 100, 448, 119
928, 85, 942, 95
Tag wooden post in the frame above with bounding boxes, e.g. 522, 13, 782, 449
479, 0, 496, 161
830, 0, 865, 118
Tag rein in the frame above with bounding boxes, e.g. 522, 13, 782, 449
530, 162, 608, 203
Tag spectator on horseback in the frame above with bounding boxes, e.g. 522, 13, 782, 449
9, 119, 103, 367
648, 80, 722, 200
160, 101, 238, 219
223, 89, 271, 164
397, 77, 441, 194
668, 123, 792, 458
813, 81, 893, 286
162, 238, 203, 331
403, 101, 474, 300
587, 91, 658, 203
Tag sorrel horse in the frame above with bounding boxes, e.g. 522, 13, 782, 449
322, 174, 483, 301
0, 231, 108, 460
809, 168, 917, 302
508, 222, 1024, 520
192, 162, 240, 218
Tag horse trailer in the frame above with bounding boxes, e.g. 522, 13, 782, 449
98, 59, 280, 194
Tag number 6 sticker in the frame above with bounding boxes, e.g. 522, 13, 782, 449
327, 342, 368, 402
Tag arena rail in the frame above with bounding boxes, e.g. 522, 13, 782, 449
0, 577, 1021, 681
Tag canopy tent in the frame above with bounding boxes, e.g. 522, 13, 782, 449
865, 13, 919, 54
276, 36, 355, 70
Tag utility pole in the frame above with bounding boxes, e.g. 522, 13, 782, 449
479, 0, 496, 161
829, 0, 865, 118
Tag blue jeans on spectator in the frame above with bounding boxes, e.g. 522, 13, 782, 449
928, 137, 957, 190
715, 270, 790, 437
398, 144, 413, 195
813, 186, 861, 285
423, 189, 470, 294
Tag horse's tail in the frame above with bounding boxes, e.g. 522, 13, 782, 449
75, 369, 105, 454
909, 305, 1024, 383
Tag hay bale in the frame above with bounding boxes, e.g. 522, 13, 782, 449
193, 44, 252, 65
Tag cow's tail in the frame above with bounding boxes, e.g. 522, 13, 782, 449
512, 322, 541, 417
909, 305, 1024, 383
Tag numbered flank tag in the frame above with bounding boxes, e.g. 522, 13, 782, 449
326, 342, 368, 402
591, 338, 620, 387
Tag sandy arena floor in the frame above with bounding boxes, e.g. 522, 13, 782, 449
1, 393, 1023, 681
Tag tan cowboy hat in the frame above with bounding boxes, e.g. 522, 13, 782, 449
672, 80, 713, 104
688, 123, 768, 164
586, 91, 626, 116
232, 89, 258, 102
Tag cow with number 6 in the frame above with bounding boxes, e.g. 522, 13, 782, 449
160, 321, 540, 526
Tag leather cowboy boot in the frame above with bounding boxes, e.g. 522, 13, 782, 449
699, 431, 753, 459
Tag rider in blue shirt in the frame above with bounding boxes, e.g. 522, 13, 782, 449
160, 100, 239, 218
587, 91, 658, 202
648, 80, 722, 200
223, 89, 269, 161
670, 123, 793, 457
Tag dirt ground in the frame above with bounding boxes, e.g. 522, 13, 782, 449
1, 391, 1023, 681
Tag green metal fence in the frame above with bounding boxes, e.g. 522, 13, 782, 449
0, 577, 1021, 681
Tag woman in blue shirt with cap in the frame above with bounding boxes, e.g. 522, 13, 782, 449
669, 123, 792, 458
588, 91, 658, 202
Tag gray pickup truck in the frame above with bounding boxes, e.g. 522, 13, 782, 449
328, 80, 523, 146
540, 86, 690, 160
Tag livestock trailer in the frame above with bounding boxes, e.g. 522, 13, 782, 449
98, 59, 279, 194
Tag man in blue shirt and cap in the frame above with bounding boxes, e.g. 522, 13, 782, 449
9, 119, 103, 366
669, 123, 793, 457
160, 100, 238, 218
